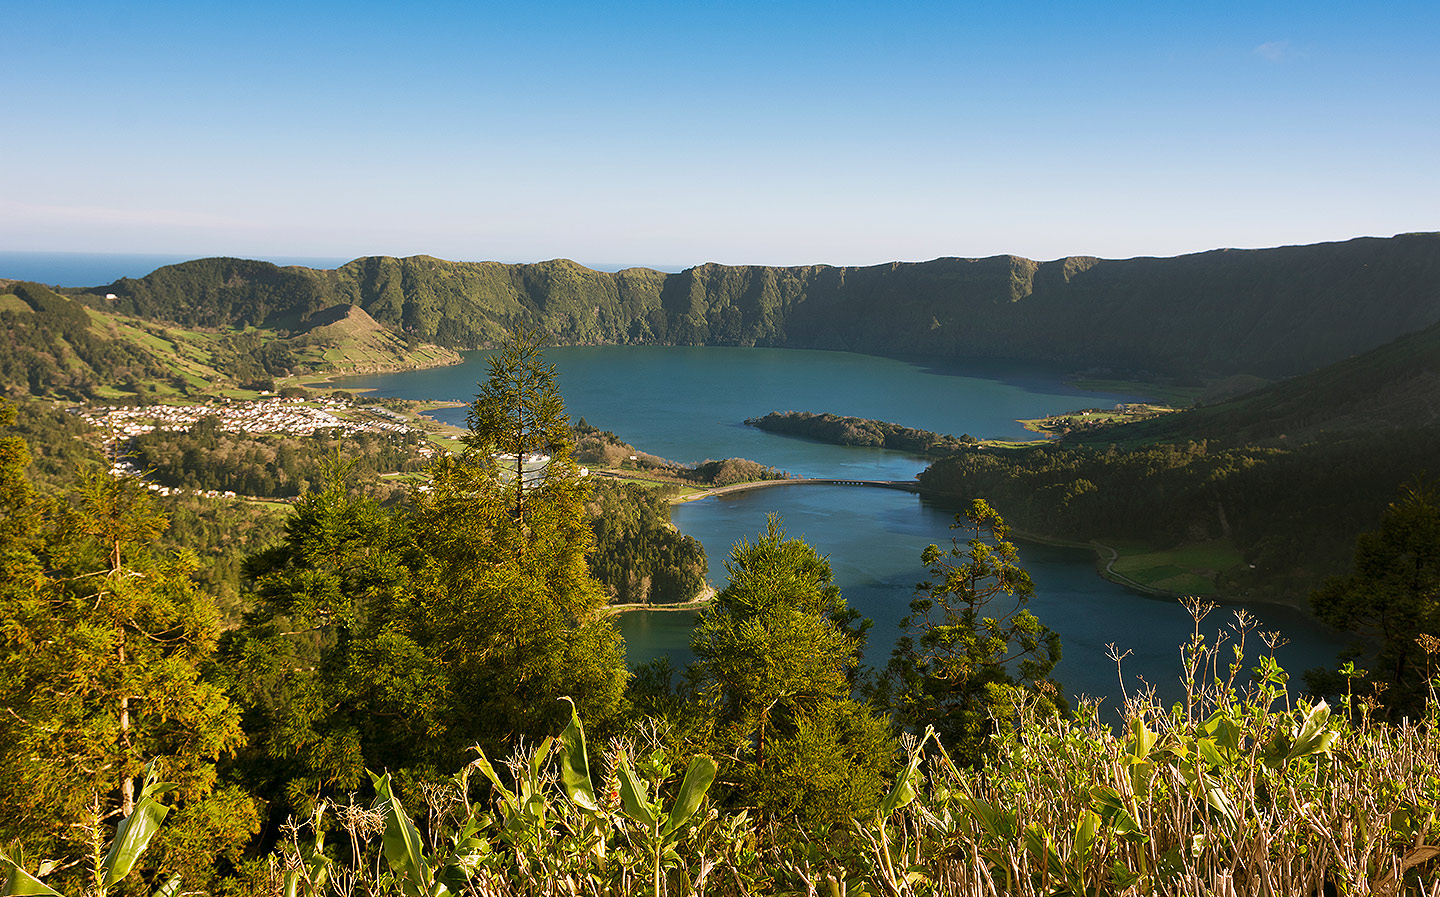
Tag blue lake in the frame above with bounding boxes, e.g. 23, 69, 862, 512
335, 346, 1351, 711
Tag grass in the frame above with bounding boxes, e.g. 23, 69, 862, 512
1109, 539, 1244, 596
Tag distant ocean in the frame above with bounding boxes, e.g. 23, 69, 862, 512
0, 252, 352, 288
0, 252, 684, 287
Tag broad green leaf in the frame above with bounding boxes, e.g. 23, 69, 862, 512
615, 753, 658, 829
662, 755, 717, 837
1285, 700, 1338, 763
1073, 810, 1100, 868
2, 861, 63, 897
1196, 738, 1225, 771
957, 796, 1016, 839
878, 728, 935, 816
1126, 717, 1157, 760
102, 794, 172, 887
557, 697, 599, 811
371, 773, 434, 897
151, 875, 181, 897
470, 750, 519, 814
529, 736, 554, 781
1202, 783, 1238, 827
1089, 786, 1144, 841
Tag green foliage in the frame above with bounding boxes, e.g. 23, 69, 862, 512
279, 699, 727, 897
411, 331, 626, 750
464, 327, 581, 529
5, 401, 105, 488
887, 499, 1063, 764
267, 639, 1440, 896
585, 480, 707, 605
919, 429, 1440, 602
223, 471, 440, 820
152, 494, 289, 625
746, 410, 976, 455
1309, 479, 1440, 717
689, 515, 896, 827
686, 457, 787, 486
0, 451, 251, 892
1, 762, 179, 897
0, 283, 167, 399
128, 418, 429, 499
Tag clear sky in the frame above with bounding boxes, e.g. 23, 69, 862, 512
3, 0, 1436, 268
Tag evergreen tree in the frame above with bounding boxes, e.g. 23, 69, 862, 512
465, 327, 579, 532
0, 414, 253, 890
1310, 480, 1440, 716
689, 515, 895, 827
223, 470, 443, 822
886, 499, 1063, 764
413, 331, 627, 751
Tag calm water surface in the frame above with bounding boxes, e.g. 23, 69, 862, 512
337, 347, 1149, 479
624, 487, 1348, 709
338, 347, 1350, 709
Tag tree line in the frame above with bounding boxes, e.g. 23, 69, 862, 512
128, 419, 431, 499
585, 479, 708, 605
746, 410, 977, 456
918, 430, 1440, 603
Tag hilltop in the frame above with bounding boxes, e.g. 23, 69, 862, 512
60, 232, 1440, 380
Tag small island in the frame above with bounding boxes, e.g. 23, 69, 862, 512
745, 410, 977, 457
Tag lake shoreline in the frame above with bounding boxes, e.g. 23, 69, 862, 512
606, 583, 716, 614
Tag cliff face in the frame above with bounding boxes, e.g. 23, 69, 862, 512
80, 233, 1440, 378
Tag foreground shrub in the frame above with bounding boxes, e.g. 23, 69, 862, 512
263, 607, 1440, 896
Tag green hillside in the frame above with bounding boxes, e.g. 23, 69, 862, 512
917, 323, 1440, 603
68, 232, 1440, 379
1088, 315, 1440, 446
0, 281, 459, 401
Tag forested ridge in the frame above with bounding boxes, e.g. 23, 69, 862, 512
63, 231, 1440, 379
0, 280, 457, 403
917, 316, 1440, 603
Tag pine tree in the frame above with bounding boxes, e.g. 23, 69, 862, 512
0, 410, 253, 888
414, 330, 627, 750
689, 515, 896, 827
223, 469, 443, 821
886, 499, 1064, 765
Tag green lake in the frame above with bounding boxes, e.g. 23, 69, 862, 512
335, 346, 1350, 709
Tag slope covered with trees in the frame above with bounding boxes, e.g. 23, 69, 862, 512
918, 315, 1440, 603
69, 232, 1440, 379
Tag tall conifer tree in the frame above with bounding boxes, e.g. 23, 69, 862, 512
0, 402, 254, 889
689, 515, 896, 827
413, 329, 626, 750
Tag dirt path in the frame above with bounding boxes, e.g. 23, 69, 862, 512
1092, 541, 1174, 597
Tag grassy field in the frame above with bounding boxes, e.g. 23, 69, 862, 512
1107, 539, 1244, 596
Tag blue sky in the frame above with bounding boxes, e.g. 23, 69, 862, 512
3, 1, 1436, 268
